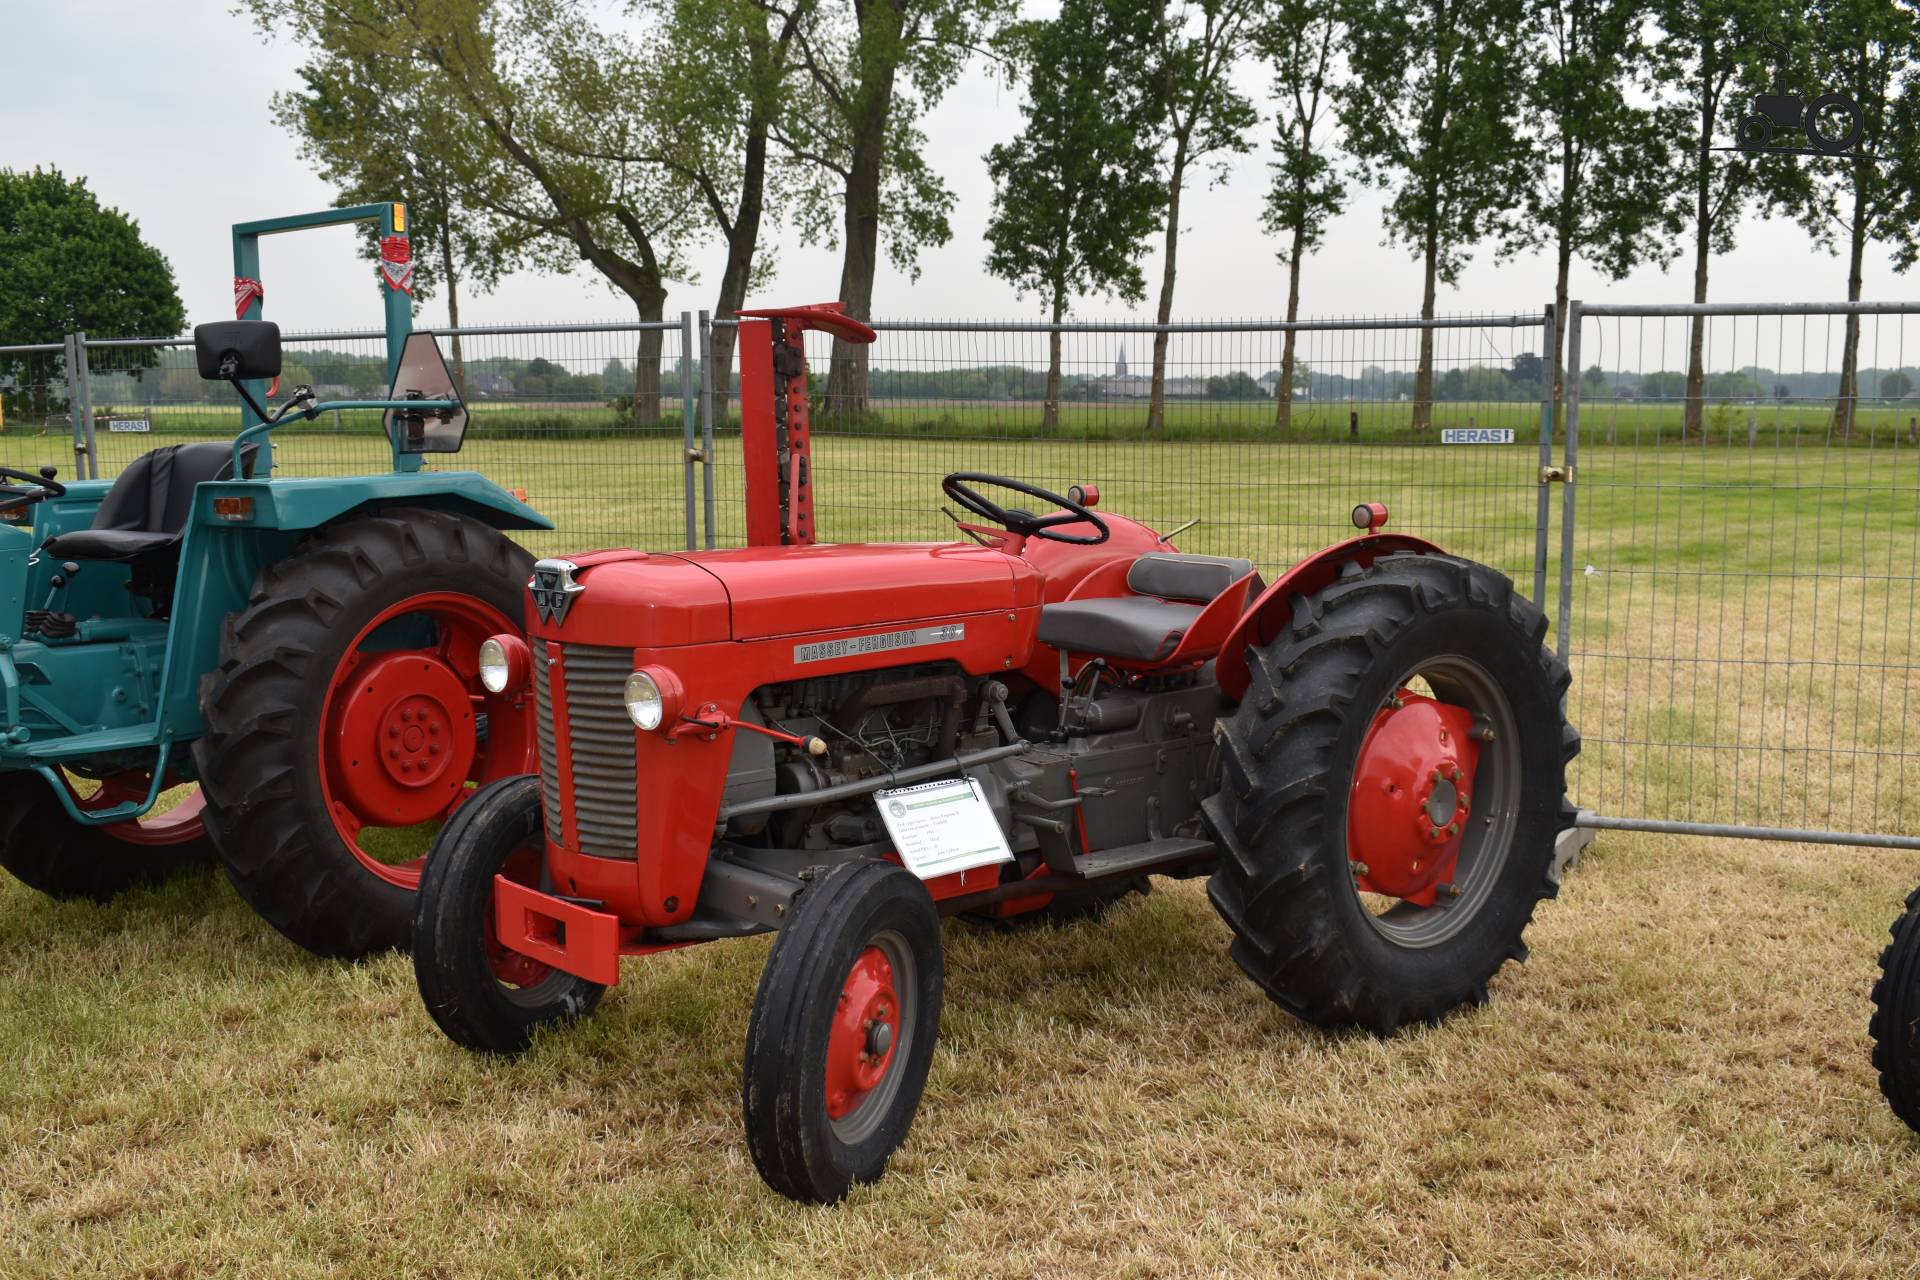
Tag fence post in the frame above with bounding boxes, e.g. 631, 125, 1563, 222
68, 332, 99, 480
1533, 303, 1555, 608
680, 310, 698, 550
698, 309, 717, 549
1555, 301, 1583, 654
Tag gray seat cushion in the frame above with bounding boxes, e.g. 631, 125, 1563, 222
1037, 596, 1204, 663
1126, 553, 1255, 603
43, 442, 254, 565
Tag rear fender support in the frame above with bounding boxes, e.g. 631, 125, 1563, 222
1214, 534, 1444, 702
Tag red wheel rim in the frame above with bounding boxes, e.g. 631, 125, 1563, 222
1347, 686, 1481, 907
318, 591, 534, 890
67, 770, 208, 847
824, 945, 903, 1122
485, 843, 560, 989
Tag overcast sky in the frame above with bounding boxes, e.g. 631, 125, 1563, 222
4, 0, 1911, 335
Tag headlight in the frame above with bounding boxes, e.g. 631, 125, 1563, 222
477, 634, 529, 695
624, 670, 664, 730
622, 665, 684, 732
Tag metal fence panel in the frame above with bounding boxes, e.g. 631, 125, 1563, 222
703, 314, 1556, 596
0, 341, 77, 476
1562, 300, 1920, 846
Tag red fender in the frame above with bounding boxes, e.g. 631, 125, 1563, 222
1214, 533, 1444, 701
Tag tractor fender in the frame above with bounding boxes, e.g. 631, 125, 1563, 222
194, 470, 553, 535
1213, 533, 1443, 702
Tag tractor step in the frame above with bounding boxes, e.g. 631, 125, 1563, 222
1069, 836, 1215, 880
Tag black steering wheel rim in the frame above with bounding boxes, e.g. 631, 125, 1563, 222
0, 466, 63, 516
941, 472, 1109, 545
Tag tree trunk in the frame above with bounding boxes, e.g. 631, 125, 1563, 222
439, 230, 467, 400
1552, 238, 1571, 415
708, 115, 772, 422
628, 283, 669, 429
824, 5, 904, 421
1147, 141, 1188, 440
1044, 290, 1065, 431
1413, 227, 1438, 432
1684, 40, 1713, 440
1835, 176, 1869, 439
1275, 223, 1304, 432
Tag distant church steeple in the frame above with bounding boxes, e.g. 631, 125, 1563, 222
1116, 345, 1128, 377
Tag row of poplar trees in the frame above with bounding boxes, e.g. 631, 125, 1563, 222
252, 0, 1920, 435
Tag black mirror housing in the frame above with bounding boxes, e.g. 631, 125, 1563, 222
194, 320, 283, 381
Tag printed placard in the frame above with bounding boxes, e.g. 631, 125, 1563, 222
1440, 428, 1515, 444
107, 418, 150, 433
875, 777, 1013, 880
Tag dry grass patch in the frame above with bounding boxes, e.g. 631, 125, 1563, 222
3, 831, 1919, 1277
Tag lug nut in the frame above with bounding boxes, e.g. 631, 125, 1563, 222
1450, 768, 1462, 782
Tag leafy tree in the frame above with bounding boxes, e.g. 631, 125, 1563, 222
1883, 369, 1914, 400
1338, 0, 1530, 430
1145, 0, 1261, 436
246, 0, 699, 427
1207, 370, 1263, 399
1581, 363, 1609, 395
982, 0, 1167, 429
1788, 0, 1920, 435
1259, 0, 1344, 431
1503, 0, 1682, 407
1651, 0, 1806, 437
785, 0, 1015, 415
1510, 351, 1545, 389
1639, 370, 1688, 399
0, 168, 184, 419
273, 57, 528, 398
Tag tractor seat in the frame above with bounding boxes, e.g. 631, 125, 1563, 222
43, 442, 255, 564
1038, 553, 1256, 663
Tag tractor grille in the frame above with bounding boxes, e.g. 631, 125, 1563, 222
532, 643, 640, 859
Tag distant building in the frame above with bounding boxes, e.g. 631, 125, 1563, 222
1101, 344, 1207, 399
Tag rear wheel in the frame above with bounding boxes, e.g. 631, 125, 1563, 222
194, 507, 535, 957
1870, 885, 1920, 1133
413, 774, 604, 1053
743, 860, 943, 1204
0, 770, 215, 902
1204, 553, 1578, 1033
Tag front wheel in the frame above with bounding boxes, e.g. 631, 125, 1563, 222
743, 859, 943, 1204
1203, 553, 1578, 1033
413, 774, 604, 1053
0, 770, 215, 902
1871, 886, 1920, 1133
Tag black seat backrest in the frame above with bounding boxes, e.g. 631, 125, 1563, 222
89, 442, 253, 537
1126, 552, 1256, 603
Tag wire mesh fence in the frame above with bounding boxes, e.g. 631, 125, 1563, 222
705, 314, 1556, 595
0, 341, 77, 474
1561, 301, 1920, 846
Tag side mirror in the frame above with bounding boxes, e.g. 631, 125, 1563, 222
194, 321, 283, 382
384, 332, 468, 454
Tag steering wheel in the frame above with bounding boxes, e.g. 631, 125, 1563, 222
0, 466, 64, 518
942, 472, 1109, 545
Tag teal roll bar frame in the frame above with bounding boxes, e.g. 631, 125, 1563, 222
231, 202, 422, 474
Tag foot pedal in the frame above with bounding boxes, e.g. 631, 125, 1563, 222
1070, 836, 1215, 880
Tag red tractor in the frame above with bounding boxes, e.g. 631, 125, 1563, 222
412, 304, 1579, 1203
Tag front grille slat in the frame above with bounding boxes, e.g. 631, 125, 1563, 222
531, 642, 641, 859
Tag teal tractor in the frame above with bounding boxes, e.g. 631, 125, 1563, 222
0, 204, 547, 956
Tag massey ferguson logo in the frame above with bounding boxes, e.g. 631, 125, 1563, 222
529, 558, 586, 626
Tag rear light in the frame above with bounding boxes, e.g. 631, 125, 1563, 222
212, 497, 254, 521
479, 633, 531, 694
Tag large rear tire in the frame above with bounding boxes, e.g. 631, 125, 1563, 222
0, 771, 215, 902
1870, 885, 1920, 1133
194, 507, 535, 958
1203, 553, 1578, 1033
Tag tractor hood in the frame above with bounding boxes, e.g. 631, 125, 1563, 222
529, 543, 1037, 647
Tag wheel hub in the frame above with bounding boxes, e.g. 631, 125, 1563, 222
825, 946, 901, 1120
1348, 688, 1482, 906
331, 651, 478, 826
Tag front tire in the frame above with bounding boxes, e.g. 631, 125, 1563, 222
0, 771, 215, 902
413, 774, 604, 1053
1204, 553, 1578, 1033
194, 507, 535, 958
743, 860, 943, 1204
1871, 885, 1920, 1133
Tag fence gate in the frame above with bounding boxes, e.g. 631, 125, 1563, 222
1561, 300, 1920, 850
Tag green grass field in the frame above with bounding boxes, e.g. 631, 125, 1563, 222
4, 424, 1920, 1275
